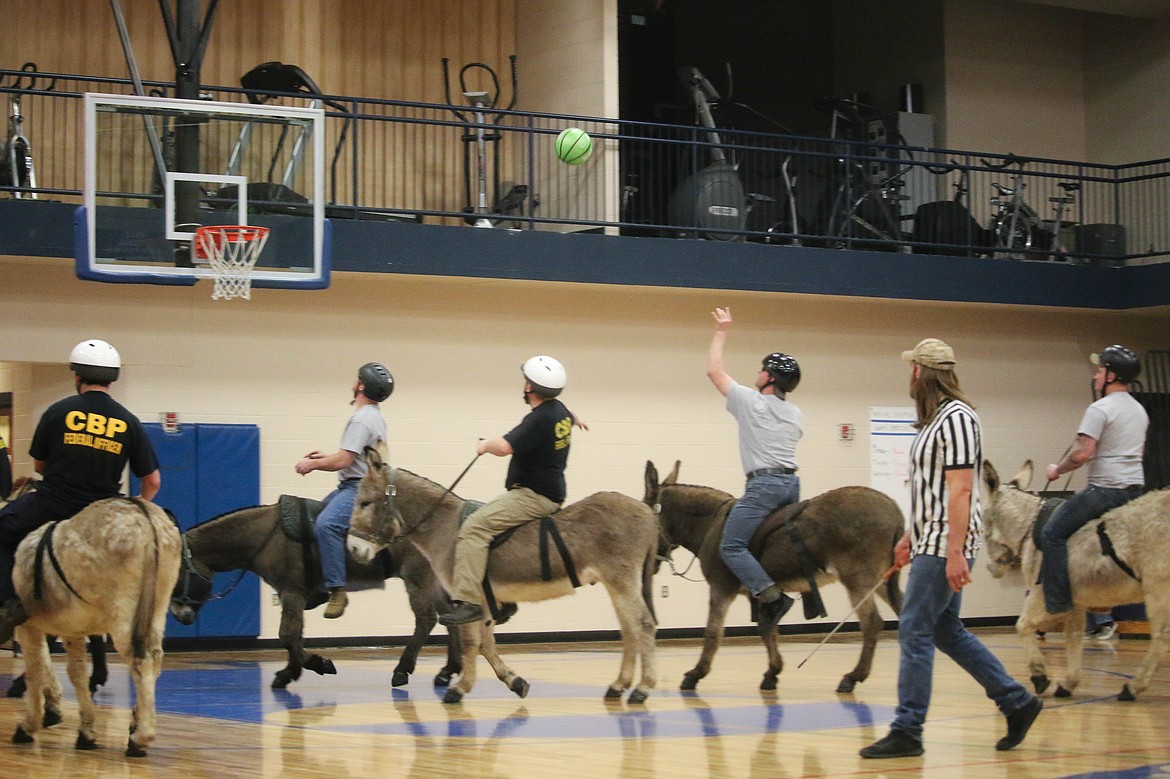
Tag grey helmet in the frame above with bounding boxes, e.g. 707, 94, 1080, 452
358, 362, 394, 402
69, 339, 121, 384
762, 352, 800, 393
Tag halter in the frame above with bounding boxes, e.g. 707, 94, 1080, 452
347, 466, 406, 547
174, 511, 283, 606
652, 490, 735, 583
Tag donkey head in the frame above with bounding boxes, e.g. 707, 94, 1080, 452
169, 538, 215, 625
981, 459, 1038, 577
644, 460, 681, 559
347, 443, 400, 564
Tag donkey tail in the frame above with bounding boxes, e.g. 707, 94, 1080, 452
130, 501, 162, 660
885, 526, 904, 616
642, 544, 658, 624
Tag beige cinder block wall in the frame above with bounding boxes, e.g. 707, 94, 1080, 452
1, 254, 1166, 639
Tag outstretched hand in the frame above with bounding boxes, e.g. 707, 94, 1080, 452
711, 307, 733, 331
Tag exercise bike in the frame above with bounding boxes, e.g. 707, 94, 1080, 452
983, 155, 1079, 260
667, 65, 746, 241
1, 63, 55, 199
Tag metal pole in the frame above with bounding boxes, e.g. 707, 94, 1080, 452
108, 0, 168, 189
797, 564, 900, 669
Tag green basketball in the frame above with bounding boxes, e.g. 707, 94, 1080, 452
555, 127, 592, 165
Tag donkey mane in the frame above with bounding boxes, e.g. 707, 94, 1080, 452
190, 505, 267, 530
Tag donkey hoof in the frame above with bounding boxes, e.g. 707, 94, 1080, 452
604, 687, 624, 700
125, 738, 148, 758
1030, 674, 1050, 695
443, 688, 464, 704
1054, 684, 1072, 698
628, 689, 648, 705
90, 669, 108, 692
6, 675, 26, 698
271, 673, 291, 690
680, 674, 699, 691
1118, 684, 1136, 702
12, 725, 34, 744
43, 707, 63, 728
836, 676, 857, 694
76, 732, 98, 750
304, 655, 336, 676
434, 671, 454, 687
391, 671, 410, 687
510, 677, 530, 698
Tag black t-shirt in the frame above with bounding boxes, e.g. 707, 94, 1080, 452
502, 398, 573, 504
29, 391, 159, 513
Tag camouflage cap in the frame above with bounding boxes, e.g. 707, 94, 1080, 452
901, 338, 956, 370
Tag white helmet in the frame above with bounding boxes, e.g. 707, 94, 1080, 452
69, 339, 121, 383
521, 355, 566, 398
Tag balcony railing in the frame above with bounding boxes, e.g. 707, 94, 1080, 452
2, 67, 1165, 266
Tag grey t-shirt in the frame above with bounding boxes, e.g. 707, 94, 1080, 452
725, 381, 803, 474
337, 403, 387, 482
1080, 390, 1148, 488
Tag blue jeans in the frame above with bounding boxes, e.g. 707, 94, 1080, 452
892, 554, 1032, 740
314, 481, 358, 590
719, 473, 799, 596
1040, 485, 1141, 614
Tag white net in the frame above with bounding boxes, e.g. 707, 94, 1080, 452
195, 226, 271, 300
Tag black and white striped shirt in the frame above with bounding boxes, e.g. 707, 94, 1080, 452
908, 399, 982, 559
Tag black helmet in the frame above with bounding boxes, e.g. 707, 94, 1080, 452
358, 362, 394, 402
1092, 345, 1141, 384
762, 352, 800, 393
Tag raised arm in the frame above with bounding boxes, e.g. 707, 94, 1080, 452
706, 307, 735, 397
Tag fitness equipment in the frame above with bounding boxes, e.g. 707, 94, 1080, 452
0, 63, 55, 198
984, 154, 1079, 261
667, 66, 746, 241
912, 160, 992, 256
442, 56, 529, 228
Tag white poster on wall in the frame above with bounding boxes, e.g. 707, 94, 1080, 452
870, 406, 917, 524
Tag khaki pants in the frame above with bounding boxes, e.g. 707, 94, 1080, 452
450, 487, 559, 604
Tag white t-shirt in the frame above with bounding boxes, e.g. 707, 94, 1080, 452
1080, 391, 1148, 488
337, 403, 387, 482
725, 381, 803, 474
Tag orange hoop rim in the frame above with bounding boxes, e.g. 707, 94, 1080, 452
194, 225, 270, 260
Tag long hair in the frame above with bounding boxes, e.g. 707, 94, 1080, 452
911, 365, 975, 429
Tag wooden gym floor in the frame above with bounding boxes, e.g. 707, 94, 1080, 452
0, 629, 1166, 778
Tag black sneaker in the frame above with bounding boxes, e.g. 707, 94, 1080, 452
439, 601, 485, 626
757, 593, 794, 634
996, 696, 1042, 751
860, 730, 924, 759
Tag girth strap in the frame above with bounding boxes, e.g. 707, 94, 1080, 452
483, 514, 580, 621
768, 501, 828, 620
33, 521, 89, 604
1098, 522, 1140, 582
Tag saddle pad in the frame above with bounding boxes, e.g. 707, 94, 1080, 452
278, 495, 324, 544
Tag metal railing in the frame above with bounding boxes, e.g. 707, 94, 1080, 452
2, 66, 1167, 265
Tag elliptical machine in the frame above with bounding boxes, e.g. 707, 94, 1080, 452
442, 56, 529, 228
667, 66, 746, 241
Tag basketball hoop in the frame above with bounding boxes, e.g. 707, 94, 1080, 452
194, 225, 270, 300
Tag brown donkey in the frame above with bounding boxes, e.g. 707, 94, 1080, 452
347, 446, 659, 704
645, 460, 903, 694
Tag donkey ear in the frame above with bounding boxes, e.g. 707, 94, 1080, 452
663, 460, 681, 485
364, 444, 385, 469
1010, 460, 1034, 489
982, 459, 1000, 492
643, 461, 659, 505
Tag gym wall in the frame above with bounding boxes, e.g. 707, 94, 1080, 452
1, 254, 1166, 640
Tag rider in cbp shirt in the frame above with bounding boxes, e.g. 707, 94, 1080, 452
30, 391, 158, 515
503, 398, 572, 504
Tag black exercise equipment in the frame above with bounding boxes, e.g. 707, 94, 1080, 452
667, 66, 746, 241
442, 56, 530, 228
912, 161, 991, 256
